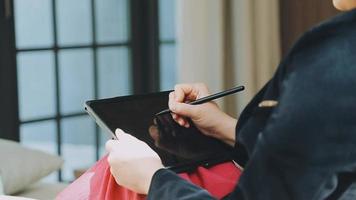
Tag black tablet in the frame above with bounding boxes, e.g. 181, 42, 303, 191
85, 91, 234, 173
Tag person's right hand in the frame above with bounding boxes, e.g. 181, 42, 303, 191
168, 83, 237, 146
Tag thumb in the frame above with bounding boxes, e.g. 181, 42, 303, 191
115, 128, 134, 141
169, 101, 200, 119
105, 139, 116, 152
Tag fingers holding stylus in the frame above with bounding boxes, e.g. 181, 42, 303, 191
169, 92, 190, 128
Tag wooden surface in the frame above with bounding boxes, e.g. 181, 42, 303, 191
74, 168, 89, 179
280, 0, 340, 56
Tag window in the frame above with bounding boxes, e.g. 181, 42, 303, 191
159, 0, 177, 90
0, 0, 177, 182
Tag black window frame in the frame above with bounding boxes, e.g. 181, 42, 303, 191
0, 0, 19, 142
0, 0, 169, 181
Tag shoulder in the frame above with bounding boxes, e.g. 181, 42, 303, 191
288, 9, 356, 58
279, 9, 356, 81
267, 10, 356, 124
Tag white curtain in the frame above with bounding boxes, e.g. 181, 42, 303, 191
176, 0, 281, 117
176, 0, 225, 93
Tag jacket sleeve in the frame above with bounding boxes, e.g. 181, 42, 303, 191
147, 169, 217, 200
227, 37, 356, 199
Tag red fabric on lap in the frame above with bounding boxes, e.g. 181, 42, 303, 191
57, 156, 242, 200
179, 163, 241, 198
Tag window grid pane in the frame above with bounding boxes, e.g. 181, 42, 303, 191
14, 0, 54, 48
17, 51, 56, 121
159, 0, 176, 41
61, 116, 96, 181
98, 47, 132, 98
159, 44, 177, 90
95, 0, 130, 44
20, 120, 57, 154
58, 49, 94, 115
159, 0, 177, 90
56, 0, 93, 46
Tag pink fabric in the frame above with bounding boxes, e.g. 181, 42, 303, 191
57, 156, 242, 200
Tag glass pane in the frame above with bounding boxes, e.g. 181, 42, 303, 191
99, 130, 110, 158
98, 47, 131, 98
61, 116, 95, 181
59, 49, 94, 114
17, 51, 56, 121
14, 0, 53, 48
159, 0, 176, 40
20, 120, 58, 183
20, 120, 57, 155
95, 0, 129, 43
56, 0, 92, 46
160, 44, 177, 90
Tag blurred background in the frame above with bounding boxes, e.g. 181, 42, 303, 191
0, 0, 339, 183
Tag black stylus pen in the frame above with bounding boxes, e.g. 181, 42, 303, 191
156, 85, 245, 116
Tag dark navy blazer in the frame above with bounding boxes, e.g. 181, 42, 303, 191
147, 9, 356, 200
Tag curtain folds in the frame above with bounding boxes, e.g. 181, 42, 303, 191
177, 0, 281, 116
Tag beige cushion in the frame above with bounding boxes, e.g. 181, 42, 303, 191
0, 175, 4, 195
0, 195, 35, 200
0, 139, 63, 195
14, 182, 68, 200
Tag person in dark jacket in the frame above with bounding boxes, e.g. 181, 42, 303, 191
105, 1, 356, 199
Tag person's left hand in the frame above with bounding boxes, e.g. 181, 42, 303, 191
105, 129, 164, 194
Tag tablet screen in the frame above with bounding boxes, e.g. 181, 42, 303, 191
85, 91, 233, 168
153, 112, 233, 160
